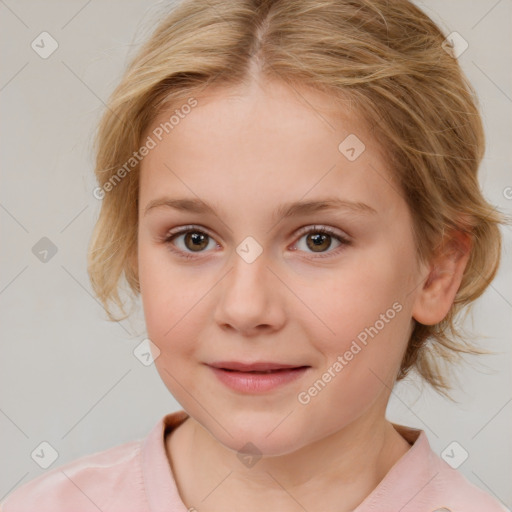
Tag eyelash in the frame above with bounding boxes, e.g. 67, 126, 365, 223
162, 224, 351, 261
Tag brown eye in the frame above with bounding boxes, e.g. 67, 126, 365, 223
164, 227, 218, 259
305, 232, 333, 252
293, 225, 351, 257
183, 231, 209, 252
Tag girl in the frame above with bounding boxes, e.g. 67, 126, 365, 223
2, 0, 508, 510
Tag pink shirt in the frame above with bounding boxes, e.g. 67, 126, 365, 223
1, 409, 506, 511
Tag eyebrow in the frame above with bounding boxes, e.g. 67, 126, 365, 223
143, 196, 377, 220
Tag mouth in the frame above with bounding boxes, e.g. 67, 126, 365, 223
207, 361, 310, 372
206, 361, 311, 393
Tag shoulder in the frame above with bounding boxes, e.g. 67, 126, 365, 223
0, 439, 147, 512
422, 454, 508, 512
370, 425, 508, 512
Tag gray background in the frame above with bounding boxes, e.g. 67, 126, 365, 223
1, 0, 511, 507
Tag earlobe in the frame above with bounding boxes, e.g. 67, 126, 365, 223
412, 230, 472, 326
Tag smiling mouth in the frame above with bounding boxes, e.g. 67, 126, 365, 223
220, 367, 309, 374
207, 363, 311, 393
207, 361, 311, 372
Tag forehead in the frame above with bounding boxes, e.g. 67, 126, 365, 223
139, 79, 403, 220
145, 78, 369, 155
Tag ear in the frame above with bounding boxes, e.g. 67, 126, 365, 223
412, 230, 472, 325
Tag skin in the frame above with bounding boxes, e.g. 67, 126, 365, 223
136, 76, 470, 512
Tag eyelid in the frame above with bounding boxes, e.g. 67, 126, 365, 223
164, 224, 216, 240
293, 224, 351, 243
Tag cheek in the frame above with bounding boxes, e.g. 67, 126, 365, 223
138, 244, 202, 350
318, 256, 410, 335
139, 261, 202, 397
294, 262, 411, 438
138, 239, 191, 314
305, 247, 415, 384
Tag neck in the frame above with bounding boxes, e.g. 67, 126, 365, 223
166, 408, 411, 512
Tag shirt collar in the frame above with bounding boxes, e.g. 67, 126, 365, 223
354, 423, 438, 511
141, 410, 190, 512
141, 410, 434, 512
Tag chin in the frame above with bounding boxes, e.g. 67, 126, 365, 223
209, 412, 309, 458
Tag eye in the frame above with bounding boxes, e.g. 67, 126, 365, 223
291, 225, 351, 257
163, 225, 218, 260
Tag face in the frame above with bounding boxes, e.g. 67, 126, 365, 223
137, 78, 424, 456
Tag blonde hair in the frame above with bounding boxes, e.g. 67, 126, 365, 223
87, 0, 504, 395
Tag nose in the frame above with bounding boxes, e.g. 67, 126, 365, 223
213, 244, 287, 337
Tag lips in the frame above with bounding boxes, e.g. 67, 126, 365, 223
208, 361, 310, 373
207, 361, 311, 393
